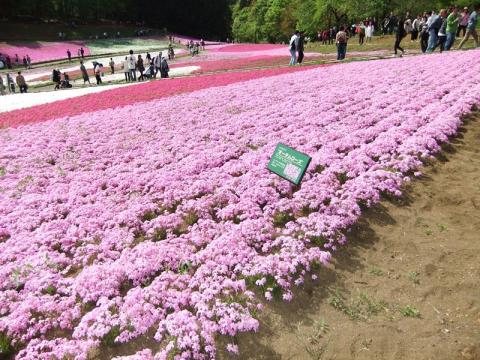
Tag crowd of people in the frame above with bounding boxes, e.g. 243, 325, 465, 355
0, 44, 174, 95
310, 4, 479, 61
0, 71, 28, 94
76, 48, 171, 87
317, 18, 377, 47
186, 39, 205, 56
392, 5, 478, 55
0, 53, 32, 70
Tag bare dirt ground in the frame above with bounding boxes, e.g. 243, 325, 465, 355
219, 113, 480, 360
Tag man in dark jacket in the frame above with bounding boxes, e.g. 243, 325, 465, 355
394, 16, 406, 55
52, 69, 61, 90
160, 57, 169, 78
297, 32, 305, 64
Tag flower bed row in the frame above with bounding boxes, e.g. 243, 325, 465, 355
0, 50, 479, 359
184, 56, 293, 74
0, 41, 90, 64
0, 65, 322, 128
215, 44, 286, 53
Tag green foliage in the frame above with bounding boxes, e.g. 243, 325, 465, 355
328, 289, 389, 321
0, 332, 13, 357
178, 261, 192, 275
245, 274, 282, 298
370, 267, 384, 276
42, 284, 57, 296
2, 0, 233, 39
231, 0, 460, 41
401, 305, 421, 318
101, 325, 120, 346
152, 228, 167, 242
273, 210, 295, 227
408, 271, 420, 285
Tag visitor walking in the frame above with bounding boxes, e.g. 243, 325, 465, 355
366, 23, 373, 43
80, 60, 91, 85
394, 15, 406, 55
80, 47, 85, 58
109, 58, 115, 74
411, 15, 421, 41
137, 54, 145, 81
434, 10, 448, 52
297, 32, 305, 64
94, 62, 103, 85
329, 28, 336, 44
458, 5, 479, 49
358, 22, 366, 45
388, 12, 397, 34
445, 7, 459, 51
67, 49, 72, 62
321, 30, 328, 45
16, 71, 28, 93
122, 57, 130, 81
457, 7, 469, 38
6, 55, 11, 69
420, 12, 431, 53
404, 12, 413, 36
426, 11, 442, 52
15, 54, 19, 67
154, 53, 162, 78
146, 60, 155, 79
52, 69, 61, 90
6, 73, 15, 93
23, 56, 28, 69
128, 50, 137, 81
160, 56, 170, 78
336, 26, 348, 60
0, 75, 5, 95
26, 55, 31, 69
289, 30, 299, 65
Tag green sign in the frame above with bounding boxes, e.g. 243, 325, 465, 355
268, 143, 311, 185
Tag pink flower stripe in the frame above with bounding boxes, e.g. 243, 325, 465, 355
171, 55, 293, 73
1, 50, 479, 360
215, 44, 287, 52
0, 65, 323, 128
0, 41, 90, 63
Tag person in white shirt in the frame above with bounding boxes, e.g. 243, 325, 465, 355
366, 24, 373, 42
122, 56, 130, 82
426, 11, 436, 27
411, 15, 421, 41
289, 30, 299, 65
127, 50, 137, 81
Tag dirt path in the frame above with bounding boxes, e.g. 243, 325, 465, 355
219, 114, 480, 360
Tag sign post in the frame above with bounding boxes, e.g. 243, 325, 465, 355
267, 143, 311, 185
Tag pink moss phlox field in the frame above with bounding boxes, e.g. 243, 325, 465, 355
0, 66, 318, 128
0, 41, 90, 63
1, 50, 480, 359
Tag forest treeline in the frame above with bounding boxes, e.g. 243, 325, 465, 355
2, 0, 476, 41
231, 0, 475, 42
2, 0, 232, 39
